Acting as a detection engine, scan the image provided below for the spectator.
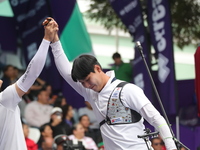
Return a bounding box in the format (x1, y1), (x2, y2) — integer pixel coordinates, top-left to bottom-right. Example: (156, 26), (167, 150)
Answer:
(38, 123), (54, 150)
(78, 101), (100, 144)
(79, 115), (97, 144)
(24, 88), (53, 127)
(50, 107), (71, 137)
(78, 101), (99, 131)
(111, 52), (133, 82)
(151, 137), (165, 150)
(19, 81), (50, 120)
(62, 104), (75, 128)
(54, 95), (67, 108)
(68, 123), (98, 150)
(22, 122), (38, 150)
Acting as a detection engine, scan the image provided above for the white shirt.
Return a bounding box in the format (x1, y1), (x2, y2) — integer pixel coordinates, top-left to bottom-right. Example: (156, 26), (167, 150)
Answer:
(0, 84), (27, 150)
(24, 101), (52, 127)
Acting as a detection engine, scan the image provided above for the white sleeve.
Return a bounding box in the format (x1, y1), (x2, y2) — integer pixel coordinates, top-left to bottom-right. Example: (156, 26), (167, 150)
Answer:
(0, 84), (21, 110)
(121, 84), (151, 112)
(50, 41), (86, 96)
(140, 103), (177, 150)
(16, 39), (50, 92)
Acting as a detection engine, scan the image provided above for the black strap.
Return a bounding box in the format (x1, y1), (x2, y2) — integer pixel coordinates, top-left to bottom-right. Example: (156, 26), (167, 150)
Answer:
(99, 78), (118, 127)
(111, 77), (116, 83)
(100, 119), (106, 127)
(100, 81), (142, 127)
(100, 81), (127, 127)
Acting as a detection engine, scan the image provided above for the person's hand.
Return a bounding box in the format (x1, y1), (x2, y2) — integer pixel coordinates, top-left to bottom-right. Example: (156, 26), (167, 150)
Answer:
(43, 17), (59, 42)
(52, 30), (59, 43)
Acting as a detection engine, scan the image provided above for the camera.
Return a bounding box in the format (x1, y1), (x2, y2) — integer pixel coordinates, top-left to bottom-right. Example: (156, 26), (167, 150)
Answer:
(53, 134), (86, 150)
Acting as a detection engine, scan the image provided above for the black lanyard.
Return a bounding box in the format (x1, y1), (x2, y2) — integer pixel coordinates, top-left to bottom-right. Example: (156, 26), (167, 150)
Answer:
(111, 77), (116, 83)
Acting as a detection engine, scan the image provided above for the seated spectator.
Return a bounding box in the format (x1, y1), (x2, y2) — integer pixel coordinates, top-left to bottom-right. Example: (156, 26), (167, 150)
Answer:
(38, 123), (54, 150)
(55, 95), (79, 123)
(79, 115), (96, 144)
(78, 101), (99, 131)
(78, 101), (101, 144)
(50, 107), (71, 137)
(68, 123), (98, 150)
(22, 122), (38, 150)
(54, 95), (67, 108)
(24, 88), (53, 127)
(151, 137), (166, 150)
(62, 104), (75, 128)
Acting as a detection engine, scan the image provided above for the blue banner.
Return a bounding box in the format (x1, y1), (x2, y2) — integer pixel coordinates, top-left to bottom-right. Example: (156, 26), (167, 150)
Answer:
(109, 0), (152, 100)
(147, 0), (176, 114)
(0, 16), (17, 53)
(8, 0), (62, 91)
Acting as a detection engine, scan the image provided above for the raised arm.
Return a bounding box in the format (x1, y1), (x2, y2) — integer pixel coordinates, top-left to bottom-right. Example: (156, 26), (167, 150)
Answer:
(50, 28), (87, 96)
(16, 18), (59, 97)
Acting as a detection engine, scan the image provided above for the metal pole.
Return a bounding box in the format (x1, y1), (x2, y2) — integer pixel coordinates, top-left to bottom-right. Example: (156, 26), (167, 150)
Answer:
(135, 41), (190, 150)
(176, 116), (180, 140)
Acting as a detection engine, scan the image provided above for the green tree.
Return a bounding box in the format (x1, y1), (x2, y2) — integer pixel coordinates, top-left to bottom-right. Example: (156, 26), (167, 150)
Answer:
(86, 0), (200, 49)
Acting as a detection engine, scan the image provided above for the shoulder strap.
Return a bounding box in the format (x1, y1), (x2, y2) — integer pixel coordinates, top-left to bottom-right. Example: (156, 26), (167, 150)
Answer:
(100, 81), (128, 127)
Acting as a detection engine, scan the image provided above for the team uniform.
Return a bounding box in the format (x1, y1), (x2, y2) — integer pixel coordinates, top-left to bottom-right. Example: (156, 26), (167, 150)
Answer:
(0, 85), (27, 149)
(0, 39), (50, 150)
(50, 41), (177, 150)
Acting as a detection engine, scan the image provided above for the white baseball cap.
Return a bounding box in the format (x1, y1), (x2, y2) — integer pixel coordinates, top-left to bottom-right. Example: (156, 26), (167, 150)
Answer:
(51, 107), (62, 115)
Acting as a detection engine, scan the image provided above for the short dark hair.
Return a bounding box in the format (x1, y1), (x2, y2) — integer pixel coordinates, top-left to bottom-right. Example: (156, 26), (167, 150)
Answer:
(3, 65), (14, 73)
(36, 88), (47, 97)
(40, 123), (50, 133)
(79, 114), (89, 122)
(112, 52), (121, 60)
(71, 55), (102, 82)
